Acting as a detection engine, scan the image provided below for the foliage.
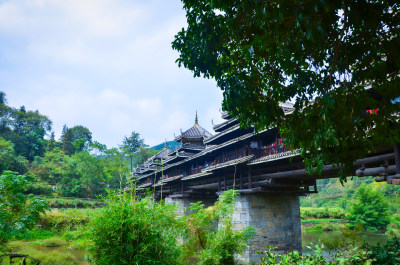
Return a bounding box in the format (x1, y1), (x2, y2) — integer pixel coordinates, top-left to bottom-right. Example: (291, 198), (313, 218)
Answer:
(12, 228), (56, 241)
(0, 101), (52, 161)
(121, 131), (145, 170)
(41, 237), (67, 247)
(38, 209), (93, 232)
(0, 137), (28, 174)
(348, 183), (390, 231)
(173, 1), (400, 180)
(60, 125), (92, 155)
(364, 237), (400, 265)
(88, 191), (180, 265)
(301, 207), (347, 219)
(254, 242), (374, 265)
(0, 171), (49, 249)
(0, 247), (80, 265)
(304, 223), (344, 232)
(44, 197), (103, 208)
(180, 191), (254, 265)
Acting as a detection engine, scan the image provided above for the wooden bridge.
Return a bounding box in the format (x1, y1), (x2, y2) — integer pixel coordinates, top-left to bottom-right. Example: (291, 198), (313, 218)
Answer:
(132, 109), (399, 263)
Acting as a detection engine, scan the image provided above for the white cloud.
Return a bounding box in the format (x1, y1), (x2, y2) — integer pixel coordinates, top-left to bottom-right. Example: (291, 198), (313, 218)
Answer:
(0, 0), (224, 148)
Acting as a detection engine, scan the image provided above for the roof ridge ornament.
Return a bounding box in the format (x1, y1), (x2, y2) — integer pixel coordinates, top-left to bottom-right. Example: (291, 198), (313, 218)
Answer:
(195, 111), (198, 125)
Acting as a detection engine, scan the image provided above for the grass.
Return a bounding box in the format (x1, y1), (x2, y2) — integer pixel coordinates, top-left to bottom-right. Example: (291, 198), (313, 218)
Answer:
(12, 228), (56, 241)
(41, 237), (66, 247)
(304, 223), (345, 232)
(302, 218), (346, 223)
(3, 238), (84, 265)
(39, 208), (97, 232)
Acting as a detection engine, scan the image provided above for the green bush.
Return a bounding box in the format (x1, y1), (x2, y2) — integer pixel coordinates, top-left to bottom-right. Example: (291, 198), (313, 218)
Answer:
(180, 191), (254, 265)
(88, 192), (180, 265)
(254, 237), (400, 265)
(300, 207), (347, 219)
(348, 183), (390, 231)
(25, 182), (53, 196)
(41, 237), (66, 247)
(45, 197), (104, 208)
(38, 208), (92, 231)
(0, 171), (49, 249)
(13, 228), (56, 241)
(304, 223), (344, 232)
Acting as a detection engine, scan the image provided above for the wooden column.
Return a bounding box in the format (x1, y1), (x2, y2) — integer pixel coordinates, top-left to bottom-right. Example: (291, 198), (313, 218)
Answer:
(224, 175), (227, 191)
(248, 170), (252, 189)
(240, 170), (243, 189)
(218, 176), (221, 191)
(394, 143), (400, 174)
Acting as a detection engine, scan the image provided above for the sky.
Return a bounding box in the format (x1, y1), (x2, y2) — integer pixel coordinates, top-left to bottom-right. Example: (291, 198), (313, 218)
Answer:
(0, 0), (225, 148)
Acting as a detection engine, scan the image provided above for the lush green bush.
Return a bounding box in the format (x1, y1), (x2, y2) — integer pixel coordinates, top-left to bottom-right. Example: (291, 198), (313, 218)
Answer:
(255, 237), (400, 265)
(304, 223), (344, 232)
(41, 237), (66, 247)
(300, 207), (347, 219)
(364, 237), (400, 264)
(348, 183), (390, 231)
(45, 197), (104, 208)
(12, 228), (56, 241)
(180, 191), (254, 265)
(38, 208), (93, 231)
(0, 171), (49, 249)
(25, 181), (53, 196)
(88, 192), (180, 265)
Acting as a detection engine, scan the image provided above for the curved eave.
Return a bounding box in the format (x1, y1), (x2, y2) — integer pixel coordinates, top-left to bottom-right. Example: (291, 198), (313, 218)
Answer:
(213, 118), (239, 132)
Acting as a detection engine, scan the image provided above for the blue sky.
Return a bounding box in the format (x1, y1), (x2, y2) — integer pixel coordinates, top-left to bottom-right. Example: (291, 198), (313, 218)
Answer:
(0, 0), (224, 148)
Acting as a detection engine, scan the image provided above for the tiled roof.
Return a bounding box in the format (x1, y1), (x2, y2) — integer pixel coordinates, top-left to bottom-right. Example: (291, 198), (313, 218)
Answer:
(175, 124), (213, 141)
(155, 148), (170, 159)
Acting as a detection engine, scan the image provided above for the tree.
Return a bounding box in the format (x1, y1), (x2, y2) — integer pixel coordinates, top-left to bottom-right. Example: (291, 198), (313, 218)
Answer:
(133, 146), (158, 167)
(173, 1), (400, 178)
(348, 183), (390, 231)
(121, 131), (145, 170)
(88, 192), (180, 265)
(2, 105), (52, 161)
(60, 125), (92, 155)
(0, 171), (48, 248)
(0, 137), (28, 174)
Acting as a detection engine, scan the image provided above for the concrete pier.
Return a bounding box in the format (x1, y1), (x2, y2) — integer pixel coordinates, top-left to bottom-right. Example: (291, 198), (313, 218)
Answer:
(232, 193), (302, 263)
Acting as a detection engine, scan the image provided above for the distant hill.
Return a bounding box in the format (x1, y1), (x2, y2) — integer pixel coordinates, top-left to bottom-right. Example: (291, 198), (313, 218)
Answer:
(150, 141), (181, 151)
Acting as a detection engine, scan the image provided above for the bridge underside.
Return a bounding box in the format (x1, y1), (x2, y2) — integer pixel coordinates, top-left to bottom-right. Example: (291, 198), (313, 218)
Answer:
(143, 144), (400, 264)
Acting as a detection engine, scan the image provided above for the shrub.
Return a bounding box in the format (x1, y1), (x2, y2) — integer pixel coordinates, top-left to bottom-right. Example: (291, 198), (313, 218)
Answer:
(254, 238), (400, 265)
(348, 183), (390, 231)
(41, 237), (66, 247)
(38, 209), (91, 231)
(304, 223), (344, 232)
(13, 228), (56, 241)
(300, 207), (347, 219)
(0, 171), (49, 249)
(88, 192), (180, 265)
(180, 191), (254, 265)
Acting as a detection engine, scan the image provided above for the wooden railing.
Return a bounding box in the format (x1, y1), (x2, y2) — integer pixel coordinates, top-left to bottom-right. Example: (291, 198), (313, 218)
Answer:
(252, 144), (290, 159)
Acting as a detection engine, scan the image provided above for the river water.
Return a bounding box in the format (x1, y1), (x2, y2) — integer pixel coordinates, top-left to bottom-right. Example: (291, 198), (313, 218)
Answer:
(302, 230), (389, 249)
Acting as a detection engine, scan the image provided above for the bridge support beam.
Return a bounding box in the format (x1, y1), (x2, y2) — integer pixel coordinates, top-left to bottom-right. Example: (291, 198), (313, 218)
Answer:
(232, 193), (301, 264)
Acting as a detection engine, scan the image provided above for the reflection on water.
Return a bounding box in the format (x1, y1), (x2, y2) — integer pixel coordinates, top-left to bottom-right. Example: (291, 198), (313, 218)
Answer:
(29, 244), (88, 265)
(302, 230), (388, 249)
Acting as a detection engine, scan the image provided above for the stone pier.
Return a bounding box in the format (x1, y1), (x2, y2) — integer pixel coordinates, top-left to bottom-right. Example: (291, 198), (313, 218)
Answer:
(232, 193), (302, 264)
(166, 193), (301, 264)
